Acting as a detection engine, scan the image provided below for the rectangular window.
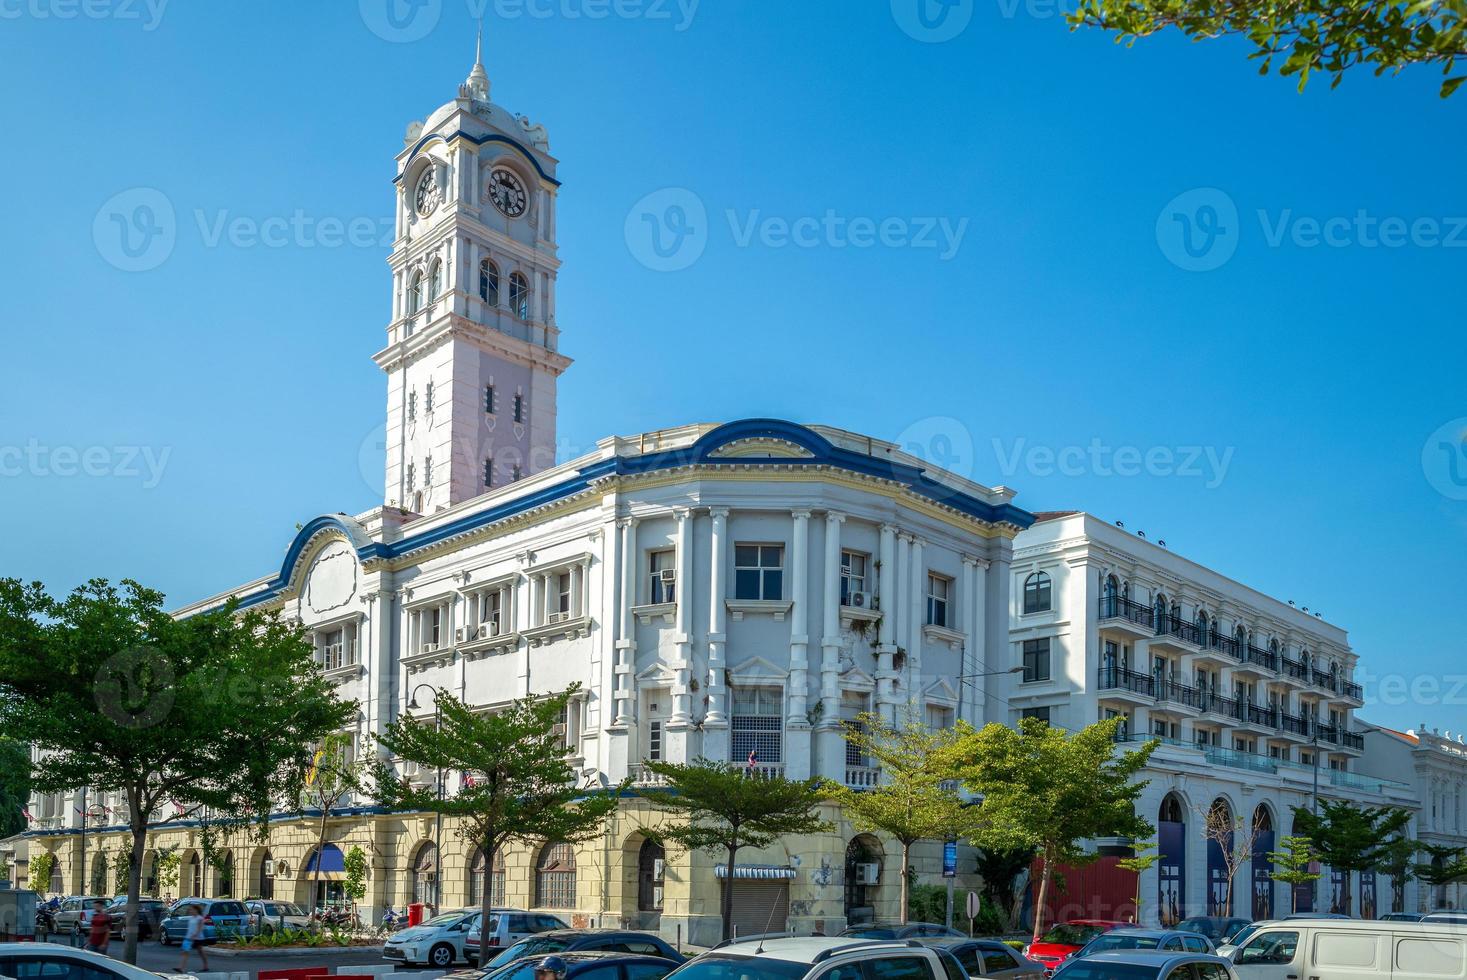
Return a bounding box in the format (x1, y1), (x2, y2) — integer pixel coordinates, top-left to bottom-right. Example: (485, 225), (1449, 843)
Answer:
(406, 462), (415, 492)
(925, 704), (953, 730)
(407, 389), (417, 422)
(512, 464), (522, 481)
(926, 574), (951, 627)
(730, 686), (783, 765)
(734, 544), (785, 600)
(513, 393), (525, 423)
(1020, 706), (1051, 725)
(842, 691), (870, 768)
(1022, 637), (1051, 682)
(840, 551), (869, 605)
(648, 549), (676, 604)
(555, 573), (572, 615)
(647, 720), (663, 762)
(483, 457), (494, 489)
(484, 384), (496, 414)
(424, 455), (433, 485)
(473, 589), (504, 636)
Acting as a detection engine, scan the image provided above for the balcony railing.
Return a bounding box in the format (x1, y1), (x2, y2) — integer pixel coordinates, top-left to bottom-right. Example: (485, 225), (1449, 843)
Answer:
(1342, 681), (1363, 701)
(845, 766), (880, 789)
(1205, 631), (1242, 659)
(1157, 616), (1202, 647)
(1315, 724), (1340, 745)
(1281, 655), (1308, 680)
(1097, 666), (1155, 697)
(1241, 645), (1277, 671)
(629, 764), (669, 787)
(1240, 702), (1276, 727)
(1156, 678), (1203, 709)
(1312, 668), (1337, 689)
(1198, 690), (1239, 717)
(1280, 712), (1311, 736)
(1099, 596), (1154, 628)
(1342, 731), (1365, 750)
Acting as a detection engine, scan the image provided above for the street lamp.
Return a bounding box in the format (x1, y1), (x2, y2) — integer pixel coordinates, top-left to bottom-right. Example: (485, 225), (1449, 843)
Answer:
(407, 684), (443, 911)
(78, 789), (108, 900)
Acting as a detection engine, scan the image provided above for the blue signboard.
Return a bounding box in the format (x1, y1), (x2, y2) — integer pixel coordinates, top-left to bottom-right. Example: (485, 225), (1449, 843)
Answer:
(943, 840), (958, 878)
(1158, 819), (1185, 927)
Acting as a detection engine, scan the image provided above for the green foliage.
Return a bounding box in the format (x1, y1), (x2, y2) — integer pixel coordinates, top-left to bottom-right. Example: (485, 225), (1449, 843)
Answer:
(907, 883), (949, 925)
(952, 717), (1157, 942)
(974, 846), (1037, 932)
(155, 849), (180, 893)
(372, 685), (619, 963)
(1117, 841), (1160, 917)
(0, 739), (30, 838)
(1292, 801), (1412, 915)
(1414, 842), (1467, 886)
(1269, 835), (1322, 912)
(0, 577), (355, 963)
(1068, 0), (1467, 98)
(343, 846), (368, 901)
(29, 852), (55, 894)
(637, 758), (832, 941)
(822, 712), (981, 923)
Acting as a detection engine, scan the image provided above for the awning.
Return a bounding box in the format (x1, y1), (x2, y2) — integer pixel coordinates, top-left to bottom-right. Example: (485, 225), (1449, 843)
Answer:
(715, 864), (797, 880)
(303, 843), (346, 880)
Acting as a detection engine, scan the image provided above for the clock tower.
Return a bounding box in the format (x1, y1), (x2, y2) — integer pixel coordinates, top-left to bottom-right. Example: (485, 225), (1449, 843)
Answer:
(375, 34), (570, 513)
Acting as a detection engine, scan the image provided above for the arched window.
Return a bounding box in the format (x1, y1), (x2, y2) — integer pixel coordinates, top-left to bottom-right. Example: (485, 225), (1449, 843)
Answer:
(1159, 793), (1185, 824)
(637, 839), (666, 913)
(49, 857), (63, 895)
(1023, 572), (1052, 614)
(480, 259), (500, 306)
(408, 271), (424, 315)
(1154, 594), (1169, 631)
(90, 853), (108, 895)
(468, 848), (505, 907)
(258, 849), (274, 899)
(185, 853), (202, 897)
(1103, 575), (1118, 600)
(215, 850), (233, 897)
(535, 842), (576, 909)
(509, 272), (529, 319)
(1196, 610), (1210, 645)
(428, 260), (443, 301)
(411, 841), (439, 907)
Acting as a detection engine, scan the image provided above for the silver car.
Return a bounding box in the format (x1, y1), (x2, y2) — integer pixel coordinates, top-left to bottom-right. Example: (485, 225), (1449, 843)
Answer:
(921, 938), (1047, 979)
(382, 908), (482, 968)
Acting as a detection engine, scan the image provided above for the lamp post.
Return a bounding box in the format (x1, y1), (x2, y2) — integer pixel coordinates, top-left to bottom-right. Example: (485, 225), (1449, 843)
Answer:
(407, 684), (443, 912)
(78, 789), (108, 899)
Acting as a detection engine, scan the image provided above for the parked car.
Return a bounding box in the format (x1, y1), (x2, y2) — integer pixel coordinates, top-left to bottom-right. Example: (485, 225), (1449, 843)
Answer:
(246, 899), (313, 931)
(464, 910), (570, 960)
(1215, 913), (1350, 957)
(1421, 910), (1467, 924)
(471, 929), (684, 970)
(1223, 918), (1467, 978)
(1021, 921), (1128, 973)
(0, 941), (201, 980)
(1175, 917), (1250, 944)
(664, 936), (957, 980)
(1072, 929), (1214, 959)
(1378, 912), (1424, 922)
(464, 951), (680, 980)
(103, 897), (168, 940)
(51, 897), (106, 934)
(917, 938), (1047, 979)
(840, 924), (968, 940)
(1054, 950), (1239, 979)
(384, 908), (484, 967)
(157, 898), (254, 945)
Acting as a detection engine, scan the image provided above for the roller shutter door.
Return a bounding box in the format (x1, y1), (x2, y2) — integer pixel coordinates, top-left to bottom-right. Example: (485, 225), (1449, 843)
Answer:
(727, 879), (789, 939)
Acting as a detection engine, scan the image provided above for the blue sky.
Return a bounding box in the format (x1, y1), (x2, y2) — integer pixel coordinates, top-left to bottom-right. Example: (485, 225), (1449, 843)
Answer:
(1, 0), (1463, 735)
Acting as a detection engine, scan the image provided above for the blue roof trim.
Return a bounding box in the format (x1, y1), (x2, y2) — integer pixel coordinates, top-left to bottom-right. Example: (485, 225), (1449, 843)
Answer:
(397, 130), (559, 186)
(222, 419), (1032, 611)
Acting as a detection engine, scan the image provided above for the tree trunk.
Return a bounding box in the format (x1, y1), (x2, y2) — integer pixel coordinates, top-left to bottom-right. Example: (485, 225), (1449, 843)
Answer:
(477, 834), (498, 967)
(1342, 870), (1352, 916)
(721, 842), (739, 942)
(314, 806), (329, 920)
(1291, 880), (1299, 914)
(899, 841), (912, 925)
(1031, 851), (1053, 945)
(122, 822), (147, 964)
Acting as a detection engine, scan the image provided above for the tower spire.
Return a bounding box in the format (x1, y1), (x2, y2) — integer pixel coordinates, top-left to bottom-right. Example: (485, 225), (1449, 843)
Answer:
(463, 15), (490, 102)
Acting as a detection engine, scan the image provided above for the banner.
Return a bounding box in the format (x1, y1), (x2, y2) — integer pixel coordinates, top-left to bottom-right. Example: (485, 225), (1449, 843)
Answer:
(1252, 829), (1275, 921)
(1158, 819), (1186, 927)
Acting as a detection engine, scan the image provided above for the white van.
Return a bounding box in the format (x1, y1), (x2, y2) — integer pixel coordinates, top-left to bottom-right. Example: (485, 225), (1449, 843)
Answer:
(1228, 918), (1467, 979)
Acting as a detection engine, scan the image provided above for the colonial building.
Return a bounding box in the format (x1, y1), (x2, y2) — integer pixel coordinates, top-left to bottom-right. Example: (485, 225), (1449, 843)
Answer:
(23, 48), (1030, 945)
(1003, 512), (1418, 924)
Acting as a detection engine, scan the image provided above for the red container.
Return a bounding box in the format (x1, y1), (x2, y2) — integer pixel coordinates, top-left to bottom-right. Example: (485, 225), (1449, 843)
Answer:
(407, 902), (426, 927)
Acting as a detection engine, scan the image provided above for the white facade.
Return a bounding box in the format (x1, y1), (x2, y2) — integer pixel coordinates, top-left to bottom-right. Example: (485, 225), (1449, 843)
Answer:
(1361, 724), (1467, 911)
(1004, 512), (1418, 923)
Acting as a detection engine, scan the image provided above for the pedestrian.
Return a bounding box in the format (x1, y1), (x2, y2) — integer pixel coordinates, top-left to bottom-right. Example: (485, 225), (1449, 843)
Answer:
(177, 903), (209, 973)
(85, 900), (111, 955)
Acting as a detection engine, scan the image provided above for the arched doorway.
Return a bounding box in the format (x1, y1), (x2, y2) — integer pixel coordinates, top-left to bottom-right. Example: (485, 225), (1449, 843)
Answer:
(1206, 799), (1232, 916)
(636, 840), (665, 928)
(535, 842), (577, 909)
(141, 851), (158, 897)
(844, 835), (883, 926)
(48, 856), (64, 895)
(1251, 805), (1275, 920)
(303, 844), (347, 910)
(182, 852), (202, 897)
(257, 849), (275, 899)
(1290, 814), (1315, 912)
(410, 842), (439, 910)
(90, 853), (108, 894)
(468, 848), (505, 908)
(1158, 793), (1186, 926)
(214, 850), (234, 897)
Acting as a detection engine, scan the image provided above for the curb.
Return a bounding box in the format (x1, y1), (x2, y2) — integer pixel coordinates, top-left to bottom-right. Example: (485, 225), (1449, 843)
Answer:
(209, 946), (386, 958)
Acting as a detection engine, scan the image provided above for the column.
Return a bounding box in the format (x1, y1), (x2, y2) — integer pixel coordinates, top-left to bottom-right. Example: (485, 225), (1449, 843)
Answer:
(815, 511), (846, 778)
(669, 509), (695, 736)
(705, 509), (731, 756)
(908, 537), (925, 709)
(785, 510), (812, 779)
(876, 524), (897, 723)
(894, 533), (911, 719)
(967, 557), (989, 727)
(959, 557), (976, 727)
(613, 518), (638, 729)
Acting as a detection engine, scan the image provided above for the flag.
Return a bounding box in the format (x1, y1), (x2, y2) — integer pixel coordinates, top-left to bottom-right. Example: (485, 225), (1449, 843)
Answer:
(462, 771), (476, 788)
(22, 807), (32, 822)
(746, 748), (758, 772)
(304, 746), (326, 787)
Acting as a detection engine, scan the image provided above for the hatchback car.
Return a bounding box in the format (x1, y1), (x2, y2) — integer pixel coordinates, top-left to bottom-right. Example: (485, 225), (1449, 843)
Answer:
(664, 936), (956, 980)
(840, 924), (968, 940)
(245, 899), (313, 931)
(384, 908), (484, 967)
(1379, 911), (1424, 922)
(918, 938), (1047, 978)
(464, 910), (571, 963)
(1053, 950), (1238, 979)
(1022, 921), (1127, 973)
(1173, 917), (1249, 945)
(472, 930), (684, 971)
(103, 897), (168, 940)
(1072, 929), (1213, 959)
(50, 897), (106, 934)
(157, 898), (254, 944)
(1422, 909), (1467, 924)
(0, 941), (198, 980)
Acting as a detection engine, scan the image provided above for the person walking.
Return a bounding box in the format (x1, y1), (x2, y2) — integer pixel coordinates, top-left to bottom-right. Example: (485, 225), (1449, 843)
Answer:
(84, 900), (111, 955)
(176, 904), (209, 973)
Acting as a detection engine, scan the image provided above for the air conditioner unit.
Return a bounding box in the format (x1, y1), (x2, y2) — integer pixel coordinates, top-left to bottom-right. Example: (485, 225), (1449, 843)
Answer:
(478, 622), (500, 639)
(848, 591), (871, 609)
(421, 642), (439, 654)
(548, 611), (571, 625)
(262, 859), (276, 878)
(659, 569), (677, 585)
(652, 886), (664, 909)
(455, 627), (468, 643)
(652, 858), (665, 881)
(855, 863), (880, 885)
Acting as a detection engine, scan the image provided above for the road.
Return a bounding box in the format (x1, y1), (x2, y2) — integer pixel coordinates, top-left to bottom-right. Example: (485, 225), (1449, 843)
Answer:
(109, 941), (452, 980)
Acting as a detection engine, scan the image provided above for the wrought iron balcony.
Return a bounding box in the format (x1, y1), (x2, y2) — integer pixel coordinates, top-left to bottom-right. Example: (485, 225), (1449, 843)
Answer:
(1280, 655), (1308, 680)
(1097, 666), (1156, 697)
(1279, 711), (1311, 736)
(1342, 731), (1365, 750)
(1198, 690), (1239, 717)
(1098, 596), (1154, 629)
(1242, 645), (1278, 671)
(1205, 631), (1242, 659)
(1156, 678), (1203, 709)
(1341, 680), (1363, 701)
(1312, 668), (1337, 689)
(1315, 723), (1341, 745)
(1156, 616), (1203, 647)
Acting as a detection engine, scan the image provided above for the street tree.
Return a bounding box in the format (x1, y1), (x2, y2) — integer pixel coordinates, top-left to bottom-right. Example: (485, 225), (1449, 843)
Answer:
(1116, 842), (1160, 923)
(1068, 0), (1467, 98)
(821, 712), (982, 923)
(1198, 800), (1263, 916)
(0, 739), (30, 838)
(0, 578), (354, 963)
(370, 686), (620, 966)
(952, 717), (1157, 944)
(1375, 835), (1418, 914)
(637, 759), (832, 942)
(300, 730), (368, 911)
(1414, 842), (1467, 906)
(1269, 835), (1322, 912)
(1292, 801), (1413, 915)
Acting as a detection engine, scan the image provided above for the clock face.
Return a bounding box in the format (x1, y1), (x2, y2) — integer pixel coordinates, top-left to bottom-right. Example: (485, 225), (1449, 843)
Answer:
(487, 167), (528, 219)
(414, 169), (440, 218)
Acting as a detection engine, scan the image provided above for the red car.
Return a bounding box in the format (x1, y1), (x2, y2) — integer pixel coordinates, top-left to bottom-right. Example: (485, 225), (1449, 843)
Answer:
(1021, 920), (1128, 973)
